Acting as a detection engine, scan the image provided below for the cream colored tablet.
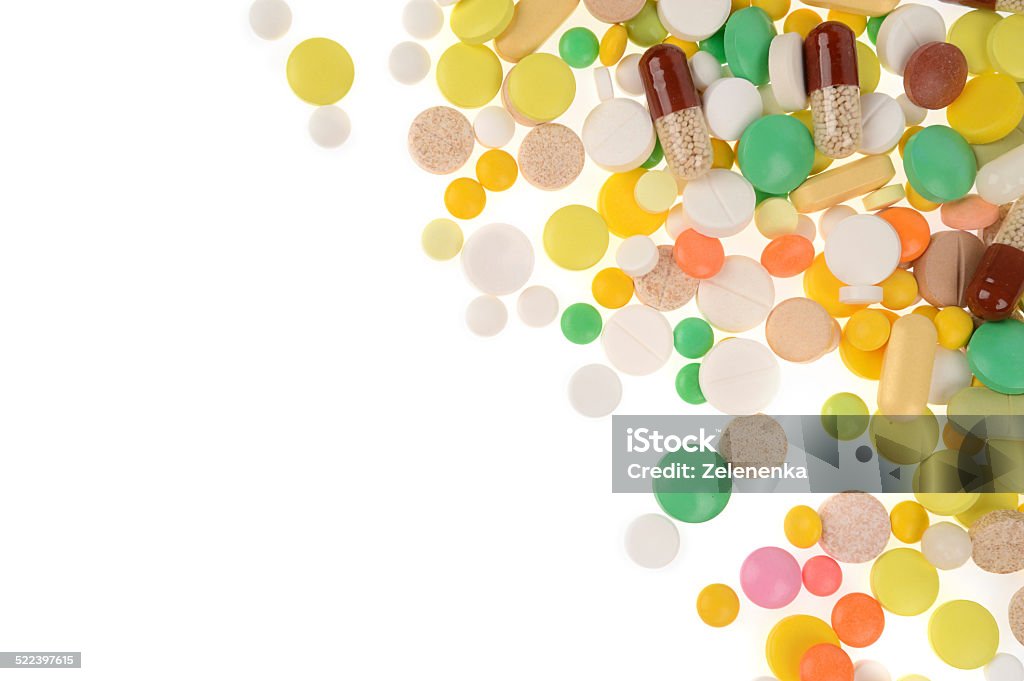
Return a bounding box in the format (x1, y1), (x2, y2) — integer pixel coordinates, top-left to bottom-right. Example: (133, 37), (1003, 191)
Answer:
(461, 223), (535, 295)
(625, 514), (680, 568)
(601, 305), (674, 376)
(517, 286), (559, 327)
(689, 50), (724, 91)
(876, 4), (946, 75)
(769, 33), (807, 113)
(703, 78), (763, 141)
(582, 98), (657, 172)
(249, 0), (291, 40)
(790, 155), (896, 214)
(699, 339), (781, 415)
(389, 42), (431, 85)
(568, 364), (623, 417)
(616, 236), (660, 277)
(860, 93), (906, 155)
(466, 295), (508, 337)
(474, 106), (516, 149)
(616, 53), (645, 96)
(697, 256), (776, 333)
(683, 169), (756, 238)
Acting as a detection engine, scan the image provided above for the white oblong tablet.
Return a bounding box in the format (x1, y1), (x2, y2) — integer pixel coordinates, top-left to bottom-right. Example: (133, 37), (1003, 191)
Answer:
(665, 203), (694, 240)
(601, 305), (673, 376)
(977, 144), (1024, 205)
(466, 295), (508, 337)
(876, 4), (946, 75)
(402, 0), (444, 40)
(853, 660), (891, 681)
(615, 53), (644, 96)
(921, 521), (972, 570)
(594, 66), (615, 102)
(582, 98), (657, 173)
(474, 106), (516, 149)
(699, 338), (780, 415)
(683, 169), (756, 238)
(769, 33), (807, 112)
(860, 93), (905, 155)
(897, 93), (926, 127)
(616, 235), (659, 277)
(658, 0), (730, 42)
(702, 77), (763, 141)
(249, 0), (292, 40)
(818, 204), (856, 240)
(309, 106), (351, 148)
(517, 286), (559, 328)
(929, 347), (972, 405)
(825, 214), (901, 286)
(697, 255), (775, 332)
(389, 41), (431, 85)
(568, 364), (623, 418)
(689, 50), (723, 91)
(624, 513), (680, 568)
(985, 654), (1024, 681)
(462, 223), (535, 295)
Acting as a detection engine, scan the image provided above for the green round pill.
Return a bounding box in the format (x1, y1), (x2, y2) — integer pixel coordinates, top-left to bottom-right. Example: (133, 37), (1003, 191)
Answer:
(821, 392), (870, 441)
(561, 303), (603, 345)
(675, 363), (706, 405)
(739, 115), (815, 195)
(724, 7), (776, 86)
(674, 318), (715, 359)
(967, 319), (1024, 395)
(654, 449), (731, 523)
(867, 15), (885, 45)
(904, 125), (978, 203)
(642, 138), (664, 170)
(625, 0), (667, 47)
(558, 27), (599, 69)
(700, 26), (727, 64)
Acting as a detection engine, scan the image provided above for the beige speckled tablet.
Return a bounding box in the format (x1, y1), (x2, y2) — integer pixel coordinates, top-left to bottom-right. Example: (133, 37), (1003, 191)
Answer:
(718, 414), (788, 467)
(819, 493), (891, 563)
(584, 0), (645, 23)
(1010, 587), (1024, 645)
(408, 106), (475, 175)
(765, 298), (841, 363)
(518, 123), (585, 191)
(970, 509), (1024, 574)
(912, 230), (985, 308)
(633, 246), (699, 312)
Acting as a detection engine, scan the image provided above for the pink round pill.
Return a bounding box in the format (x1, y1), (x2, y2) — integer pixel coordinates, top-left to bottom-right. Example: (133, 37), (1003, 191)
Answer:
(802, 555), (843, 597)
(740, 546), (802, 609)
(940, 195), (1000, 231)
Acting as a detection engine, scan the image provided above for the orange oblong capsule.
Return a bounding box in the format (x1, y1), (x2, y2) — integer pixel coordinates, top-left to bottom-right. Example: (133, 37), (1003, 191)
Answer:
(877, 315), (937, 418)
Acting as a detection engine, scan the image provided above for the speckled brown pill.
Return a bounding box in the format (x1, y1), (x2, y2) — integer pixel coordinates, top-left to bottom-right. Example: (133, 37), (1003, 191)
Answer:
(818, 492), (891, 564)
(584, 0), (645, 23)
(765, 298), (841, 363)
(517, 123), (585, 191)
(970, 509), (1024, 574)
(912, 230), (986, 308)
(633, 245), (699, 311)
(408, 106), (475, 175)
(903, 42), (968, 110)
(1010, 587), (1024, 645)
(719, 415), (788, 468)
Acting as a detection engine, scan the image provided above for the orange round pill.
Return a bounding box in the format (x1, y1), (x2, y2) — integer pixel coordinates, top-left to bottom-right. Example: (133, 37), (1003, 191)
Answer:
(878, 207), (930, 263)
(761, 234), (815, 278)
(673, 228), (725, 279)
(831, 593), (885, 648)
(800, 644), (853, 681)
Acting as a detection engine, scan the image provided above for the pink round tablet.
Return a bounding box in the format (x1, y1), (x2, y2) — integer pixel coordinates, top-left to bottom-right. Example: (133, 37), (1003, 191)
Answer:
(941, 195), (1000, 231)
(802, 555), (843, 597)
(740, 546), (802, 609)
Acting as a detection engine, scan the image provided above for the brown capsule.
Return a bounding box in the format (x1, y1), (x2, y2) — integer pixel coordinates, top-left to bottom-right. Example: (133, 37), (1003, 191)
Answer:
(804, 21), (859, 92)
(638, 44), (701, 119)
(904, 42), (968, 110)
(966, 244), (1024, 321)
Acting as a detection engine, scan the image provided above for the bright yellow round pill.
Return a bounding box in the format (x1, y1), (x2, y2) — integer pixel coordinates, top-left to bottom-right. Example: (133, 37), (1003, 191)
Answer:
(947, 73), (1024, 145)
(507, 54), (576, 123)
(846, 309), (892, 352)
(476, 149), (518, 192)
(421, 219), (464, 261)
(784, 505), (822, 549)
(593, 268), (634, 309)
(753, 0), (790, 21)
(544, 205), (610, 271)
(928, 600), (999, 669)
(711, 138), (735, 169)
(784, 9), (822, 39)
(949, 9), (1002, 75)
(755, 198), (799, 239)
(934, 306), (974, 350)
(857, 42), (880, 94)
(450, 0), (515, 45)
(906, 182), (940, 212)
(913, 305), (940, 321)
(890, 501), (930, 544)
(286, 38), (354, 106)
(956, 493), (1019, 528)
(804, 254), (866, 319)
(988, 14), (1024, 81)
(634, 170), (678, 214)
(696, 583), (740, 628)
(436, 43), (503, 109)
(870, 548), (939, 616)
(828, 9), (867, 36)
(599, 169), (668, 239)
(663, 36), (699, 58)
(600, 24), (628, 67)
(914, 491), (979, 516)
(766, 615), (840, 681)
(881, 269), (919, 310)
(444, 178), (486, 220)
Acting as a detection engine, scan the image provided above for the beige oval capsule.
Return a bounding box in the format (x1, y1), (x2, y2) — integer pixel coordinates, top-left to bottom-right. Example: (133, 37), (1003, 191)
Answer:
(633, 245), (699, 311)
(765, 298), (841, 363)
(912, 230), (986, 307)
(971, 510), (1024, 574)
(790, 155), (895, 214)
(878, 315), (937, 418)
(495, 0), (579, 63)
(819, 492), (891, 563)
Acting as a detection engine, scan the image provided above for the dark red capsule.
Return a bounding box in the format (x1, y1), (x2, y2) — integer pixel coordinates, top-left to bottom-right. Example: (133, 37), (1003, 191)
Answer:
(804, 22), (859, 92)
(638, 44), (700, 120)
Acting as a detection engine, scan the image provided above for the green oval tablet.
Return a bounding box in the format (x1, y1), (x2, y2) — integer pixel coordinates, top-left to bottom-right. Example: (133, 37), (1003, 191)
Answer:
(674, 318), (715, 359)
(968, 319), (1024, 395)
(559, 27), (599, 69)
(675, 363), (706, 404)
(904, 126), (978, 203)
(724, 7), (776, 86)
(625, 0), (667, 47)
(739, 115), (815, 195)
(561, 303), (603, 345)
(653, 449), (731, 523)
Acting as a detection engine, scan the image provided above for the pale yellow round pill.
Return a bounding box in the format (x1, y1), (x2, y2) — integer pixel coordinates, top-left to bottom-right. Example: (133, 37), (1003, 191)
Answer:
(450, 0), (515, 45)
(755, 198), (799, 239)
(422, 219), (464, 261)
(544, 205), (610, 271)
(634, 170), (678, 214)
(863, 184), (906, 212)
(507, 53), (576, 123)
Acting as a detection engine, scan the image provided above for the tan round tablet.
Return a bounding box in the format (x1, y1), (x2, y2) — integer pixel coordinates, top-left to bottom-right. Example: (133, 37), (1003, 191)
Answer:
(819, 493), (891, 564)
(718, 414), (788, 468)
(912, 230), (986, 308)
(765, 298), (841, 363)
(518, 123), (586, 191)
(584, 0), (645, 23)
(970, 509), (1024, 574)
(632, 245), (699, 312)
(1009, 587), (1024, 645)
(408, 106), (475, 175)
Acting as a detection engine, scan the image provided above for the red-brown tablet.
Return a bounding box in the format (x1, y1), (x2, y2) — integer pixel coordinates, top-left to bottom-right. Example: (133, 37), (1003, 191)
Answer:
(904, 42), (968, 110)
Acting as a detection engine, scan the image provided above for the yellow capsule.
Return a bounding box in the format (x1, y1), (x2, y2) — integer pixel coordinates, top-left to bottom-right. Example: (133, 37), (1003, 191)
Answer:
(599, 24), (628, 67)
(878, 315), (938, 417)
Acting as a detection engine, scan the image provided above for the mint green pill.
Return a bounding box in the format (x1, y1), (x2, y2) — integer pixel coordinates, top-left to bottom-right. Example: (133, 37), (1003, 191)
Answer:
(904, 126), (978, 203)
(867, 15), (886, 45)
(642, 138), (664, 170)
(625, 0), (667, 47)
(561, 303), (602, 345)
(967, 319), (1024, 395)
(700, 26), (727, 64)
(821, 392), (870, 441)
(675, 363), (706, 405)
(559, 27), (599, 69)
(724, 7), (776, 86)
(674, 318), (714, 359)
(654, 449), (731, 523)
(739, 115), (815, 195)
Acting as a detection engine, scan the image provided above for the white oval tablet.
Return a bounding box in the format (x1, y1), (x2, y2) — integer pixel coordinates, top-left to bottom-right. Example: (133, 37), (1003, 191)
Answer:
(700, 338), (780, 415)
(665, 203), (694, 240)
(769, 33), (807, 112)
(977, 144), (1024, 205)
(474, 106), (516, 149)
(985, 654), (1024, 681)
(703, 77), (763, 141)
(624, 513), (680, 568)
(876, 4), (946, 75)
(466, 295), (508, 337)
(517, 286), (559, 328)
(601, 305), (673, 376)
(854, 660), (891, 681)
(818, 204), (857, 240)
(824, 214), (901, 286)
(617, 236), (659, 277)
(308, 106), (351, 148)
(683, 169), (756, 238)
(897, 93), (926, 127)
(462, 223), (535, 295)
(594, 66), (615, 102)
(615, 53), (644, 96)
(568, 364), (623, 418)
(929, 347), (972, 405)
(389, 41), (431, 85)
(689, 50), (724, 91)
(249, 0), (292, 40)
(921, 521), (972, 570)
(582, 99), (657, 172)
(658, 0), (730, 42)
(402, 0), (444, 40)
(697, 255), (775, 332)
(860, 93), (906, 155)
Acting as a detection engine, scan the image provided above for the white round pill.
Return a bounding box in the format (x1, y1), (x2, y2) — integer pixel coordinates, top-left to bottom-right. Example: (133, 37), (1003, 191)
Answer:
(795, 215), (817, 242)
(615, 53), (644, 96)
(818, 205), (857, 240)
(474, 106), (516, 149)
(665, 203), (694, 240)
(583, 99), (657, 172)
(922, 521), (972, 570)
(568, 364), (623, 417)
(683, 169), (756, 238)
(703, 77), (763, 141)
(249, 0), (292, 40)
(697, 255), (775, 333)
(617, 236), (659, 277)
(860, 93), (906, 155)
(929, 347), (972, 405)
(402, 0), (444, 40)
(308, 106), (351, 148)
(769, 33), (807, 112)
(658, 0), (730, 42)
(876, 4), (946, 75)
(462, 223), (535, 296)
(825, 214), (901, 286)
(986, 654), (1024, 681)
(466, 295), (508, 337)
(897, 93), (927, 127)
(517, 286), (559, 328)
(389, 41), (431, 85)
(602, 305), (673, 376)
(854, 660), (891, 681)
(689, 50), (723, 91)
(700, 338), (780, 415)
(624, 513), (680, 568)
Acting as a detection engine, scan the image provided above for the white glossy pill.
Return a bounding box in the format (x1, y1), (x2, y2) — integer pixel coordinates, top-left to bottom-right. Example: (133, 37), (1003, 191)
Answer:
(665, 203), (694, 240)
(697, 256), (775, 332)
(624, 513), (680, 568)
(616, 236), (659, 277)
(402, 0), (444, 39)
(474, 106), (516, 148)
(825, 214), (901, 286)
(517, 286), (559, 328)
(658, 0), (730, 42)
(466, 295), (508, 337)
(582, 99), (657, 172)
(769, 33), (807, 112)
(249, 0), (292, 40)
(601, 305), (673, 376)
(699, 338), (780, 415)
(929, 347), (972, 405)
(703, 77), (763, 141)
(860, 93), (906, 155)
(462, 223), (535, 295)
(683, 169), (756, 238)
(921, 521), (972, 570)
(308, 106), (351, 148)
(689, 50), (723, 91)
(818, 205), (857, 240)
(854, 660), (891, 681)
(977, 144), (1024, 205)
(615, 53), (644, 96)
(389, 41), (431, 85)
(897, 93), (926, 127)
(568, 364), (623, 417)
(876, 4), (946, 75)
(985, 654), (1024, 681)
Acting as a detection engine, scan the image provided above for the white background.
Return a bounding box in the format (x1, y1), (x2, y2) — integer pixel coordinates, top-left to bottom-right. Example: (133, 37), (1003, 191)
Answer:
(0, 1), (1018, 679)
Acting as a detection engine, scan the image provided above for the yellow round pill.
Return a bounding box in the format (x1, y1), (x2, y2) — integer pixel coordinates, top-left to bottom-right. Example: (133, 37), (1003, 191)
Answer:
(422, 219), (464, 261)
(870, 548), (939, 616)
(784, 505), (822, 549)
(599, 169), (668, 239)
(934, 306), (974, 350)
(711, 138), (735, 169)
(593, 268), (635, 309)
(436, 43), (503, 109)
(444, 178), (486, 220)
(634, 170), (678, 214)
(913, 305), (940, 322)
(663, 36), (699, 58)
(600, 24), (628, 67)
(784, 9), (822, 39)
(804, 254), (866, 319)
(450, 0), (515, 45)
(828, 9), (867, 36)
(507, 54), (576, 123)
(881, 269), (919, 310)
(476, 149), (518, 192)
(544, 205), (610, 271)
(755, 198), (799, 239)
(906, 182), (940, 212)
(857, 42), (880, 94)
(766, 615), (840, 681)
(988, 14), (1024, 81)
(928, 600), (999, 670)
(948, 73), (1024, 144)
(956, 493), (1019, 528)
(846, 309), (892, 352)
(731, 0), (751, 10)
(753, 0), (790, 21)
(890, 501), (930, 544)
(899, 126), (923, 158)
(915, 491), (979, 516)
(949, 9), (1002, 75)
(696, 583), (740, 628)
(286, 38), (354, 106)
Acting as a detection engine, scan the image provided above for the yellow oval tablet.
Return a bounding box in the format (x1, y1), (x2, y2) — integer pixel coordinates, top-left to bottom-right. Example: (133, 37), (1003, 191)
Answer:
(755, 198), (799, 239)
(450, 0), (515, 45)
(286, 38), (354, 106)
(437, 43), (503, 109)
(857, 42), (880, 94)
(987, 14), (1024, 81)
(949, 9), (1002, 75)
(544, 205), (610, 271)
(766, 615), (840, 681)
(928, 600), (999, 670)
(947, 73), (1024, 145)
(600, 24), (628, 67)
(870, 548), (939, 616)
(599, 170), (668, 238)
(507, 54), (576, 123)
